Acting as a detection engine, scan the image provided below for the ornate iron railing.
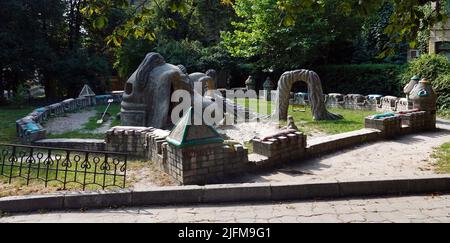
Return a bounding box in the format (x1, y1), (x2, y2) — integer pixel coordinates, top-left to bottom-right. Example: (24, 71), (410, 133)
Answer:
(0, 144), (127, 190)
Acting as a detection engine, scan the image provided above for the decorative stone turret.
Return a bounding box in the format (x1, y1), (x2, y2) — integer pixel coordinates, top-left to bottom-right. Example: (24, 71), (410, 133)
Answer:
(409, 78), (437, 112)
(404, 76), (421, 101)
(409, 78), (437, 130)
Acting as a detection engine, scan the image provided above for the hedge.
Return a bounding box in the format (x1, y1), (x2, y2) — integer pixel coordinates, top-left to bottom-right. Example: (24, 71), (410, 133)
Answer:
(314, 64), (406, 97)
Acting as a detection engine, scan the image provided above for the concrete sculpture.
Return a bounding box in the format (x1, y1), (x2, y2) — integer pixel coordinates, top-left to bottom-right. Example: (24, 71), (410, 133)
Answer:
(273, 70), (343, 121)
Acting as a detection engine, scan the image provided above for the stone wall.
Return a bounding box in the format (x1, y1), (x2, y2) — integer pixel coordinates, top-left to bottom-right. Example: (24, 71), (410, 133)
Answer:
(365, 110), (436, 138)
(365, 115), (402, 138)
(17, 97), (91, 144)
(283, 92), (414, 113)
(105, 126), (248, 185)
(252, 131), (306, 167)
(17, 94), (123, 144)
(105, 126), (153, 157)
(167, 143), (248, 185)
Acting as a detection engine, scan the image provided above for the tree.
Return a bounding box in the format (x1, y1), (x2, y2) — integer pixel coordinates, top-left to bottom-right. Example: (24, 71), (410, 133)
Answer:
(221, 0), (366, 71)
(0, 0), (113, 101)
(83, 0), (448, 52)
(93, 0), (237, 79)
(0, 0), (66, 100)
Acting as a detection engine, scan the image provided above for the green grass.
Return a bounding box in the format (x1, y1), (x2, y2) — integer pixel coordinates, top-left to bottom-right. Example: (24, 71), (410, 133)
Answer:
(0, 105), (35, 144)
(83, 104), (121, 131)
(438, 109), (450, 120)
(236, 98), (376, 135)
(0, 153), (141, 198)
(432, 143), (450, 174)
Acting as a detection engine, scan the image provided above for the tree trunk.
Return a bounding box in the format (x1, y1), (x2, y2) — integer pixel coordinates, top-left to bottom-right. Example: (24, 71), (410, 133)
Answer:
(43, 77), (58, 100)
(274, 70), (343, 121)
(0, 77), (5, 104)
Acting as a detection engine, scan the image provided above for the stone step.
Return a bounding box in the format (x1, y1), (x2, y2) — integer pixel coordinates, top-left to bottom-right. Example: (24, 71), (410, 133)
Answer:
(248, 153), (274, 170)
(306, 128), (381, 157)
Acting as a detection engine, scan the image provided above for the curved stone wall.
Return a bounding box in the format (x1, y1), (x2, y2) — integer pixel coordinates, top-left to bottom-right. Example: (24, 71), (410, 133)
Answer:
(15, 93), (123, 144)
(292, 92), (411, 113)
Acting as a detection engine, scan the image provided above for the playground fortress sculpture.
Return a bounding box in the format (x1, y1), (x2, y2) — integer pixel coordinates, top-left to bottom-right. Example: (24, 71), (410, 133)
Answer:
(14, 52), (439, 186)
(107, 53), (438, 185)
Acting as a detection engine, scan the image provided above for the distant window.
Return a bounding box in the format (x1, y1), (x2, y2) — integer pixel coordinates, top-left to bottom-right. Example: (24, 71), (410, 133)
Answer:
(436, 41), (450, 60)
(410, 50), (420, 59)
(437, 42), (450, 51)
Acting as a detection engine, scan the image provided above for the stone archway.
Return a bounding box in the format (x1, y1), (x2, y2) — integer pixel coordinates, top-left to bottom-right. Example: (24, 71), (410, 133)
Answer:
(273, 69), (343, 121)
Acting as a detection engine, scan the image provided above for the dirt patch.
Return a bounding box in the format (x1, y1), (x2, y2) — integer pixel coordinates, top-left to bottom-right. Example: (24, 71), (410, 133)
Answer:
(0, 161), (176, 198)
(44, 110), (97, 134)
(217, 121), (326, 144)
(127, 160), (177, 190)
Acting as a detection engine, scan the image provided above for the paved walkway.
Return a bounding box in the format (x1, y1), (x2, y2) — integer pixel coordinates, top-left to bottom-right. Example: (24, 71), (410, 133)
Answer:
(234, 119), (450, 184)
(1, 194), (449, 223)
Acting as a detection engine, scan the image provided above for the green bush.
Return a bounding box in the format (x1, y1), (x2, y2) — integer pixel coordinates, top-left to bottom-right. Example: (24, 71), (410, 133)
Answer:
(401, 54), (450, 110)
(11, 84), (29, 106)
(401, 54), (450, 82)
(314, 64), (406, 96)
(436, 74), (450, 111)
(155, 39), (236, 73)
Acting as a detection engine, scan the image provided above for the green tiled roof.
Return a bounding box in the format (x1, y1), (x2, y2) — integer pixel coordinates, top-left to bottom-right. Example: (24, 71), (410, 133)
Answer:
(166, 107), (224, 148)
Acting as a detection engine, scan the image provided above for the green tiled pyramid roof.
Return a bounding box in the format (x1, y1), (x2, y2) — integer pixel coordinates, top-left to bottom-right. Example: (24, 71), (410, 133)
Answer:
(166, 107), (224, 148)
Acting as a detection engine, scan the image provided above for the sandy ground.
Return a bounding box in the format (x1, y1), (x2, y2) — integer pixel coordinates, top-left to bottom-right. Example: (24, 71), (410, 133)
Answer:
(44, 110), (97, 134)
(217, 121), (326, 144)
(43, 109), (112, 135)
(230, 118), (450, 184)
(217, 121), (282, 144)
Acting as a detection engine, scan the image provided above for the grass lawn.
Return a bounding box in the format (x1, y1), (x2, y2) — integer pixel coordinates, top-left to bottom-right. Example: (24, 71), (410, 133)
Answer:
(432, 143), (450, 174)
(236, 98), (376, 135)
(0, 158), (148, 198)
(83, 103), (121, 131)
(438, 109), (450, 120)
(0, 105), (35, 144)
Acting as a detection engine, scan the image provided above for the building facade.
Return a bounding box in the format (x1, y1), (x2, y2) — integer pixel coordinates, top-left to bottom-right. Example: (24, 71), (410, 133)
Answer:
(429, 1), (450, 59)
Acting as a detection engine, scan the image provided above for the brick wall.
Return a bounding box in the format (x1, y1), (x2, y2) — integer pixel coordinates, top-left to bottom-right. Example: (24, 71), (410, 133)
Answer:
(105, 126), (248, 185)
(167, 143), (248, 185)
(365, 110), (436, 138)
(251, 131), (307, 167)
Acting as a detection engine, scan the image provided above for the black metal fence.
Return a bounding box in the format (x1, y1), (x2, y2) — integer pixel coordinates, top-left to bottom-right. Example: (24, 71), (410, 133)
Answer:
(0, 144), (127, 190)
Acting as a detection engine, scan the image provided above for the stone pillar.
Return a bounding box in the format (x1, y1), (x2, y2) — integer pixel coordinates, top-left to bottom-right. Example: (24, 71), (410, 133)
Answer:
(245, 76), (256, 91)
(263, 77), (274, 101)
(365, 114), (402, 138)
